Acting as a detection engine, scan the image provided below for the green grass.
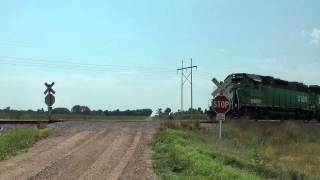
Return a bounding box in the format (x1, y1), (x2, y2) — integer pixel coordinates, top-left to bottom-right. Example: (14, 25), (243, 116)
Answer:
(156, 113), (207, 121)
(152, 129), (260, 180)
(218, 121), (320, 179)
(153, 120), (320, 179)
(0, 127), (53, 160)
(173, 113), (207, 121)
(0, 113), (149, 121)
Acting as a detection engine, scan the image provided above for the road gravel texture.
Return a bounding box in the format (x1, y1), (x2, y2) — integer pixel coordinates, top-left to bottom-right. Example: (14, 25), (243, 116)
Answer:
(0, 120), (159, 180)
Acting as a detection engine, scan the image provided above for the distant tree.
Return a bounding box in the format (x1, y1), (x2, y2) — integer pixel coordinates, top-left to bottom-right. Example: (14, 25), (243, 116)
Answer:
(104, 110), (110, 116)
(113, 109), (120, 115)
(81, 108), (153, 116)
(37, 108), (45, 113)
(164, 107), (172, 115)
(71, 105), (91, 114)
(71, 105), (81, 114)
(134, 109), (153, 116)
(4, 107), (10, 112)
(95, 109), (103, 115)
(143, 109), (153, 116)
(124, 109), (132, 116)
(80, 106), (91, 114)
(156, 108), (163, 116)
(197, 107), (203, 114)
(52, 107), (70, 114)
(188, 108), (198, 113)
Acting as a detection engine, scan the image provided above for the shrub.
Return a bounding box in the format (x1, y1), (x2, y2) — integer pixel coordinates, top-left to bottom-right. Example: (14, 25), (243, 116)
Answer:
(0, 127), (53, 160)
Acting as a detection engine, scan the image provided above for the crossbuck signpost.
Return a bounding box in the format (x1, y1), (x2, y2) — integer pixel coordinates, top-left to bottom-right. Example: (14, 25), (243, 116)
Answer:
(44, 82), (55, 122)
(212, 95), (230, 139)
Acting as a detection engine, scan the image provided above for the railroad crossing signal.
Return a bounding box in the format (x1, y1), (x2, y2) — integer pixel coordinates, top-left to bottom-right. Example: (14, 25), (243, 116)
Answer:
(44, 82), (55, 95)
(212, 95), (230, 139)
(44, 82), (55, 122)
(45, 94), (55, 107)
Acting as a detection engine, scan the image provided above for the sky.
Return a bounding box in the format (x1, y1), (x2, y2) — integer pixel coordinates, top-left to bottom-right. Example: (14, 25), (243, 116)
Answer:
(0, 0), (320, 112)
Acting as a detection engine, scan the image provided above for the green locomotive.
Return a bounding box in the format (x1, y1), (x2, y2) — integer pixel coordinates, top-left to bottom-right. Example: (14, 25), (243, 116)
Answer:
(207, 73), (320, 121)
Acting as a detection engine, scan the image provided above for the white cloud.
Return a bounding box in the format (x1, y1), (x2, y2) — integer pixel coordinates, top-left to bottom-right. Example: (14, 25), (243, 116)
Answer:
(302, 28), (320, 45)
(310, 28), (320, 45)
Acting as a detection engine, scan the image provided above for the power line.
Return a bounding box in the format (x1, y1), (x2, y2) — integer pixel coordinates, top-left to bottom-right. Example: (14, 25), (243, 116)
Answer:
(0, 55), (214, 82)
(0, 56), (177, 75)
(0, 61), (176, 78)
(0, 56), (174, 73)
(0, 55), (216, 77)
(177, 58), (198, 111)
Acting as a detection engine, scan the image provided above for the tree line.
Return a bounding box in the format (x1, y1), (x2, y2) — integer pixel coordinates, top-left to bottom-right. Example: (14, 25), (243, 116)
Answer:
(0, 106), (153, 116)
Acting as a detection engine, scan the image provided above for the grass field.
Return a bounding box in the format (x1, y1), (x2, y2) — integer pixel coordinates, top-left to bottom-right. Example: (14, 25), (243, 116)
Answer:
(156, 113), (207, 121)
(152, 120), (320, 179)
(0, 113), (149, 121)
(0, 126), (53, 160)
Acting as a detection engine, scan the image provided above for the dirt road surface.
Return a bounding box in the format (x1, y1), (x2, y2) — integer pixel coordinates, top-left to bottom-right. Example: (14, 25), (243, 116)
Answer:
(0, 120), (159, 180)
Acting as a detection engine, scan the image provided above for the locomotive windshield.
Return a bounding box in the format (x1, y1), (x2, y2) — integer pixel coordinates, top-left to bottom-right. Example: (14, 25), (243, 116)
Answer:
(229, 74), (245, 83)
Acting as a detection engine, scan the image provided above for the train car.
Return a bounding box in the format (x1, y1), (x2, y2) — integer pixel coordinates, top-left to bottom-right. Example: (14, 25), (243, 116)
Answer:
(309, 85), (320, 120)
(207, 73), (320, 122)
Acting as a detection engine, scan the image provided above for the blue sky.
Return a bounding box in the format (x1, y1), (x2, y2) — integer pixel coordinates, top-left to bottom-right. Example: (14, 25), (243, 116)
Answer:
(0, 0), (320, 111)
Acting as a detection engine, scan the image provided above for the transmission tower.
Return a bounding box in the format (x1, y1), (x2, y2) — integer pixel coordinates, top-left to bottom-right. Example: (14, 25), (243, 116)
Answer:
(177, 58), (197, 112)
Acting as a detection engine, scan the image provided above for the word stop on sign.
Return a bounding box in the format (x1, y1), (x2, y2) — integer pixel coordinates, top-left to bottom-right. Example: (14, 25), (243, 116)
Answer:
(213, 101), (230, 109)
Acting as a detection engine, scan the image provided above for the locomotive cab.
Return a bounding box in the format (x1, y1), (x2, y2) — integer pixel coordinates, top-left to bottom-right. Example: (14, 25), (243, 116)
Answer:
(207, 73), (320, 121)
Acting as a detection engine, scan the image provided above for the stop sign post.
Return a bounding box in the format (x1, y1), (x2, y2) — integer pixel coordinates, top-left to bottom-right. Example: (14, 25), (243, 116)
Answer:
(212, 95), (230, 139)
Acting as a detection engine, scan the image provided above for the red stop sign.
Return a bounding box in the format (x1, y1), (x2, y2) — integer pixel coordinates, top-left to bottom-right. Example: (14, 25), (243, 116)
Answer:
(212, 95), (230, 113)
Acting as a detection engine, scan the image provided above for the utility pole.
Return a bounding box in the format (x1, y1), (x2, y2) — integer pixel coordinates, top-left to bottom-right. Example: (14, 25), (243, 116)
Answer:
(177, 58), (197, 111)
(180, 61), (184, 112)
(191, 58), (193, 110)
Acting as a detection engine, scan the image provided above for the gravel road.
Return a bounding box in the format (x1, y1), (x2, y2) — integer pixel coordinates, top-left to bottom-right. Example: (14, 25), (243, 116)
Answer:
(0, 120), (159, 180)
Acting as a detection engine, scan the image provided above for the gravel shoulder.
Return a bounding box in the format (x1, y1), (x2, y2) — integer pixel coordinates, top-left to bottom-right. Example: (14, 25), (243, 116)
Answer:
(0, 120), (159, 180)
